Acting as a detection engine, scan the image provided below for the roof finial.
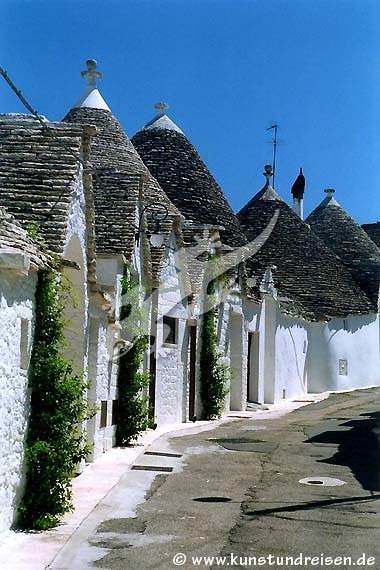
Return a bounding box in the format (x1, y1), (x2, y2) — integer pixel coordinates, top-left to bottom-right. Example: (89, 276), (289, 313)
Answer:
(324, 188), (335, 197)
(154, 102), (169, 116)
(81, 59), (102, 87)
(263, 164), (273, 183)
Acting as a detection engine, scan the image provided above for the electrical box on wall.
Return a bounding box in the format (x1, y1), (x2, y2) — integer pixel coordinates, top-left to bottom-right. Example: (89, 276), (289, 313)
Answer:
(339, 359), (348, 376)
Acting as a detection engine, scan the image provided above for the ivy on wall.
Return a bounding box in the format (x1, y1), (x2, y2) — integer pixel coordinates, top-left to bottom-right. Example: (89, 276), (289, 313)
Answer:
(18, 269), (93, 530)
(116, 265), (153, 445)
(200, 255), (230, 419)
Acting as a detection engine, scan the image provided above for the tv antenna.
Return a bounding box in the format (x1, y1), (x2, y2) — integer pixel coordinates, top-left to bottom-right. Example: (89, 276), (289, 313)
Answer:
(266, 124), (278, 189)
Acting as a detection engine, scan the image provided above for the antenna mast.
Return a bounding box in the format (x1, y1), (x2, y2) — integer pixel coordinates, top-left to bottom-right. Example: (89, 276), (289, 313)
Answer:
(266, 124), (278, 188)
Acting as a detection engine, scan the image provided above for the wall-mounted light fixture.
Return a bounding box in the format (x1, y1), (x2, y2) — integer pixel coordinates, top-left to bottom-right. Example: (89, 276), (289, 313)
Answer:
(135, 203), (169, 248)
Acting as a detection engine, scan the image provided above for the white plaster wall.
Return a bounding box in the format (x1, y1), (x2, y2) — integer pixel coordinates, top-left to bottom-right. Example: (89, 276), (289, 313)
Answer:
(225, 290), (249, 412)
(155, 235), (188, 425)
(262, 297), (277, 404)
(275, 312), (308, 402)
(64, 167), (87, 257)
(245, 297), (307, 405)
(63, 169), (89, 377)
(88, 257), (125, 460)
(308, 314), (380, 393)
(0, 270), (37, 533)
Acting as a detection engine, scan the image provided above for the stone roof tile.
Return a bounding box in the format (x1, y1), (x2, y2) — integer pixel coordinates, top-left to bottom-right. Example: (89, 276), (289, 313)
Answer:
(306, 193), (380, 310)
(0, 206), (48, 268)
(63, 107), (181, 280)
(131, 115), (248, 249)
(362, 222), (380, 248)
(0, 114), (83, 254)
(238, 182), (373, 320)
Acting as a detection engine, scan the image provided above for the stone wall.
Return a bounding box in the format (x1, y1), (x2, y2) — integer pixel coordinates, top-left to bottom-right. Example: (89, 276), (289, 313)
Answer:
(0, 270), (37, 533)
(275, 313), (308, 402)
(155, 235), (189, 425)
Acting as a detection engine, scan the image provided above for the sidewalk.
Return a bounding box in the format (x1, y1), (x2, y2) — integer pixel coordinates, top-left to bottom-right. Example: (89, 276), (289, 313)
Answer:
(0, 396), (328, 570)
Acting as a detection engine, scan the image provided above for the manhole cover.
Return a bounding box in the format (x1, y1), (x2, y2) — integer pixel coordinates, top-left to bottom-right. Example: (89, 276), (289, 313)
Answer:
(193, 497), (232, 503)
(216, 438), (278, 453)
(299, 477), (346, 487)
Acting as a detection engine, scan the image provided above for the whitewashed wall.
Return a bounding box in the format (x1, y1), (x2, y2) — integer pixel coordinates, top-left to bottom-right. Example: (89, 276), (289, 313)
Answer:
(88, 257), (125, 460)
(244, 299), (265, 403)
(0, 270), (37, 533)
(308, 314), (380, 393)
(63, 168), (89, 376)
(155, 234), (188, 425)
(275, 312), (308, 402)
(244, 298), (309, 405)
(225, 289), (248, 412)
(64, 166), (87, 258)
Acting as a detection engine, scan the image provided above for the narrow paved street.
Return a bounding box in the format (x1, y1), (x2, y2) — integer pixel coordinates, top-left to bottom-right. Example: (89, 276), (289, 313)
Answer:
(51, 389), (380, 570)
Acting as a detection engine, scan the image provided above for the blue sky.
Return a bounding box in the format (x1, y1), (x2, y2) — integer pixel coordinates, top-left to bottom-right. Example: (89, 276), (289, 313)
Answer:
(2, 0), (379, 223)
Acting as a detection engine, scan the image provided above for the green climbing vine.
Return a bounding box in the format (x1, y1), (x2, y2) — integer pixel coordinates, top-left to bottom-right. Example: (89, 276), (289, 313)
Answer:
(26, 223), (48, 253)
(200, 255), (230, 420)
(116, 265), (154, 445)
(18, 269), (94, 530)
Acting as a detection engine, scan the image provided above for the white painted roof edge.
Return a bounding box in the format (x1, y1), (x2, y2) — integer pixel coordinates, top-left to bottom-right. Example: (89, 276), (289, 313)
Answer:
(73, 86), (111, 111)
(143, 114), (184, 134)
(317, 195), (341, 209)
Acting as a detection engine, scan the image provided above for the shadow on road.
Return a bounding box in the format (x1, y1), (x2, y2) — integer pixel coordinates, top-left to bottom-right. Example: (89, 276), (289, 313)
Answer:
(244, 494), (380, 517)
(305, 411), (380, 493)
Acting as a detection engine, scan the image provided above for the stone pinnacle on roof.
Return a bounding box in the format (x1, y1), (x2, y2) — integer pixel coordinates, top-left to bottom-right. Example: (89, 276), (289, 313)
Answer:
(73, 59), (110, 111)
(264, 164), (273, 182)
(82, 59), (102, 85)
(142, 103), (184, 134)
(155, 102), (169, 116)
(313, 188), (341, 209)
(255, 165), (283, 202)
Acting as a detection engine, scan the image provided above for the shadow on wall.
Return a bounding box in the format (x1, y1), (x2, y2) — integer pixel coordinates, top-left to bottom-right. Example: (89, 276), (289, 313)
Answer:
(327, 313), (378, 335)
(305, 411), (380, 493)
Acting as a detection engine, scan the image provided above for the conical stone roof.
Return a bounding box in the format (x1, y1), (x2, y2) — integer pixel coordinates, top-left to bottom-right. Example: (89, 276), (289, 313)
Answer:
(237, 172), (373, 321)
(362, 222), (380, 249)
(63, 64), (181, 277)
(306, 191), (380, 310)
(131, 107), (247, 249)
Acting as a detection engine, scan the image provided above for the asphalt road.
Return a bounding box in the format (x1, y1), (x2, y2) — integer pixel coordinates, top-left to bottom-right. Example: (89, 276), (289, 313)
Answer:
(51, 388), (380, 570)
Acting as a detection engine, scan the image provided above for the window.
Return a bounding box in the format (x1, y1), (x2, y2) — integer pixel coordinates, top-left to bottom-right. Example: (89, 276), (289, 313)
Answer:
(112, 400), (118, 426)
(20, 318), (29, 371)
(100, 401), (108, 428)
(163, 316), (177, 345)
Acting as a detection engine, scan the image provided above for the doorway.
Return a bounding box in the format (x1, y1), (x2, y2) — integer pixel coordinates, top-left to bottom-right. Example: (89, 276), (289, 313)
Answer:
(247, 332), (260, 403)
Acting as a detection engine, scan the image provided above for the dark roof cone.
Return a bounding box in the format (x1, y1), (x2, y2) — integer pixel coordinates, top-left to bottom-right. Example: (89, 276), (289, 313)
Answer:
(237, 167), (372, 321)
(306, 190), (380, 310)
(132, 105), (247, 248)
